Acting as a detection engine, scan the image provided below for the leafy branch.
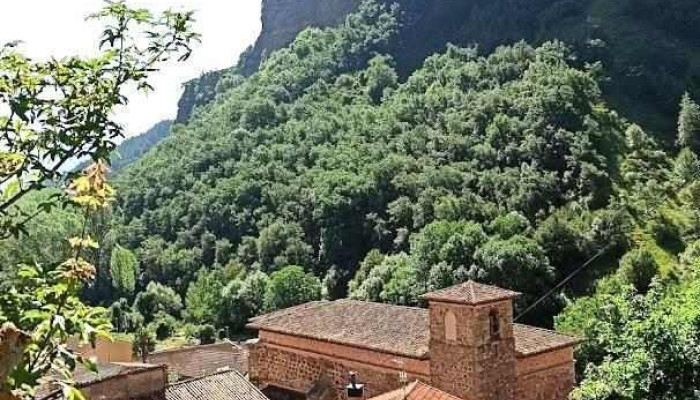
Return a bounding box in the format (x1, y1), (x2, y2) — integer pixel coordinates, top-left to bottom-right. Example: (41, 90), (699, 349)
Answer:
(0, 0), (200, 238)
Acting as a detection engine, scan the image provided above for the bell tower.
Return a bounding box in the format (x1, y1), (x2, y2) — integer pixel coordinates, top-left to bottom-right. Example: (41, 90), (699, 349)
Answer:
(425, 281), (519, 400)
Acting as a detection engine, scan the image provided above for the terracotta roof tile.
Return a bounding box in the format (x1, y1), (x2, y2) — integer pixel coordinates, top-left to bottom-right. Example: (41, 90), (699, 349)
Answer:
(247, 300), (431, 359)
(512, 324), (581, 356)
(148, 342), (248, 381)
(248, 299), (578, 358)
(149, 370), (268, 400)
(423, 281), (520, 305)
(369, 381), (463, 400)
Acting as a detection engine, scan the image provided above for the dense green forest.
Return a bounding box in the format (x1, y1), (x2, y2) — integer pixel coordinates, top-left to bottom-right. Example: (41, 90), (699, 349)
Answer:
(110, 1), (630, 324)
(5, 1), (700, 398)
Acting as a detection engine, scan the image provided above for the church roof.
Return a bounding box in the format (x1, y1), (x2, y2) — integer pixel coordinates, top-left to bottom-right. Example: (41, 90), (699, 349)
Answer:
(422, 281), (520, 305)
(512, 324), (581, 356)
(247, 299), (579, 359)
(368, 381), (463, 400)
(248, 300), (430, 359)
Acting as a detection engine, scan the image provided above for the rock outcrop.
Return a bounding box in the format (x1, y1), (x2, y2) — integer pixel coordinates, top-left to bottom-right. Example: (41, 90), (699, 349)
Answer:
(240, 0), (361, 75)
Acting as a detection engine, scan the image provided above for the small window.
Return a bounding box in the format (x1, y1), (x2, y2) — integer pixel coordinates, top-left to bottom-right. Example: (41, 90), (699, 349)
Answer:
(445, 310), (457, 342)
(489, 310), (500, 339)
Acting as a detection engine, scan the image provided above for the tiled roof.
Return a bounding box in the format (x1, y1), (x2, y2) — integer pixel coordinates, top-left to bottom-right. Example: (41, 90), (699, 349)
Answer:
(73, 362), (159, 384)
(38, 362), (162, 399)
(423, 281), (520, 305)
(368, 381), (463, 400)
(150, 370), (268, 400)
(512, 324), (581, 356)
(248, 300), (431, 359)
(248, 299), (578, 358)
(148, 342), (248, 381)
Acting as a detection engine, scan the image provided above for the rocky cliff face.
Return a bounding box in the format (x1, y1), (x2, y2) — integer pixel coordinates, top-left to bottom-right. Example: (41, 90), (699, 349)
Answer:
(176, 0), (361, 124)
(385, 0), (557, 74)
(176, 69), (229, 124)
(240, 0), (360, 75)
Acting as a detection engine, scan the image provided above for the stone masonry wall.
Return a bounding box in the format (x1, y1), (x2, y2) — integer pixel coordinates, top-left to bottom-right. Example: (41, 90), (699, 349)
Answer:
(429, 300), (517, 400)
(515, 348), (575, 400)
(80, 366), (167, 400)
(249, 332), (430, 399)
(259, 332), (429, 376)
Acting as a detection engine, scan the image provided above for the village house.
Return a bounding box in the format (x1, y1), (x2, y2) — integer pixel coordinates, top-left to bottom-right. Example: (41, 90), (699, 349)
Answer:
(247, 281), (580, 400)
(37, 339), (251, 400)
(38, 363), (262, 400)
(147, 341), (249, 382)
(38, 362), (169, 400)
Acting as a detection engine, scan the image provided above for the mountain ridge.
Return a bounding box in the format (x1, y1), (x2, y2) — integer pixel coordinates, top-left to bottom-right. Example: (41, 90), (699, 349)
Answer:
(175, 0), (700, 139)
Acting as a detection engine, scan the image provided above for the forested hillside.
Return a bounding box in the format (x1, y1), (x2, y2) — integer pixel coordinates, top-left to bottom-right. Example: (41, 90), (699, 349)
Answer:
(180, 0), (700, 139)
(5, 1), (700, 398)
(110, 1), (630, 328)
(97, 3), (700, 396)
(109, 121), (173, 172)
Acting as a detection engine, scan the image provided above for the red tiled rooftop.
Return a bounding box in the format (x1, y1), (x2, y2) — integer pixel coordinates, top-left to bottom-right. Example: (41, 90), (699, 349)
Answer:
(423, 281), (520, 305)
(148, 341), (248, 381)
(148, 370), (268, 400)
(247, 299), (578, 359)
(248, 300), (430, 359)
(369, 381), (463, 400)
(512, 324), (581, 356)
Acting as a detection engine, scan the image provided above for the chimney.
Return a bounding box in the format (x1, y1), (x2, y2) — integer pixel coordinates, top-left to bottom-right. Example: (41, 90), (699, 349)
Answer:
(346, 371), (365, 399)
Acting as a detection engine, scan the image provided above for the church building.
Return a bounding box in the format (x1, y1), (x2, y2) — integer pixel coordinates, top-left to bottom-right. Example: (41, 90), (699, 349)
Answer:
(247, 281), (579, 400)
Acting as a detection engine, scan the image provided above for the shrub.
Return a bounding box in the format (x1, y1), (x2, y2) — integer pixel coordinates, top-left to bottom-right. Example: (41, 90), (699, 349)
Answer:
(150, 312), (178, 340)
(488, 212), (531, 239)
(183, 323), (201, 340)
(619, 248), (660, 293)
(265, 266), (321, 311)
(647, 214), (683, 250)
(198, 324), (217, 345)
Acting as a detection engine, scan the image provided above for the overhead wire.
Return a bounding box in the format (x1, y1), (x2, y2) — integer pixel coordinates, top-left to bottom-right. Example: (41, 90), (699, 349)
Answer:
(514, 244), (611, 322)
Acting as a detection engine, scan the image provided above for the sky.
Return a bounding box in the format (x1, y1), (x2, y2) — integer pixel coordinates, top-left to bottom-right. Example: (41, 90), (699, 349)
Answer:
(0, 0), (262, 138)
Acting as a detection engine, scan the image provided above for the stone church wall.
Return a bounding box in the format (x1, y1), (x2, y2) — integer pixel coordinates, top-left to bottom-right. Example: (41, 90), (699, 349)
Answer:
(249, 332), (430, 399)
(515, 348), (575, 400)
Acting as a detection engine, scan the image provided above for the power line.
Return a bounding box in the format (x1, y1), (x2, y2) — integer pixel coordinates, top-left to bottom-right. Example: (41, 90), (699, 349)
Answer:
(514, 244), (611, 322)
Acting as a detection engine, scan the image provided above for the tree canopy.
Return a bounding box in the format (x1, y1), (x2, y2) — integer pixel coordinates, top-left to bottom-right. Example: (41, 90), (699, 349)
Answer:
(108, 2), (628, 329)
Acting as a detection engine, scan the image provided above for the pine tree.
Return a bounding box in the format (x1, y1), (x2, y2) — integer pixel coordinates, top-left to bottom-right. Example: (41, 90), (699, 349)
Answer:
(110, 245), (139, 297)
(675, 148), (700, 184)
(677, 92), (700, 152)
